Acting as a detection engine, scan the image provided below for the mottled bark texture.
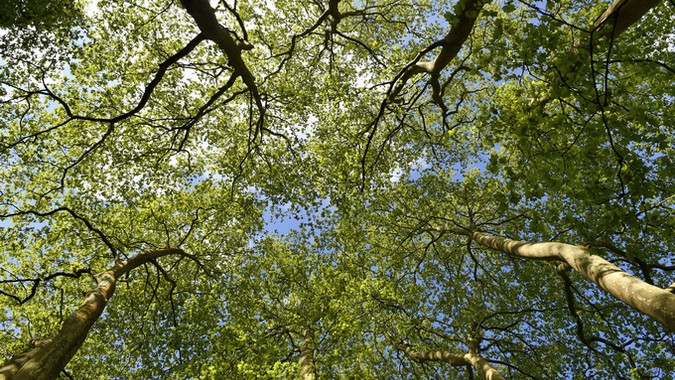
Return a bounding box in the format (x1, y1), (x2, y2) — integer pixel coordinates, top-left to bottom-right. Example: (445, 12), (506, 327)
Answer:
(0, 248), (186, 380)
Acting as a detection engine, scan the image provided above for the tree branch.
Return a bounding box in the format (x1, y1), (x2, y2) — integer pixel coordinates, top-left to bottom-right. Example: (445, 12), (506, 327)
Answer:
(388, 0), (488, 100)
(385, 332), (506, 379)
(179, 0), (264, 136)
(0, 248), (187, 380)
(437, 227), (675, 331)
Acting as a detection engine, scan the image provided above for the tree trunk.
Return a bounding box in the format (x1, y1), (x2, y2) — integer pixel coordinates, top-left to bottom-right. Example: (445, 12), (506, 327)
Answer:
(385, 333), (505, 379)
(593, 0), (663, 38)
(468, 231), (675, 331)
(464, 336), (505, 380)
(298, 327), (316, 380)
(0, 248), (186, 380)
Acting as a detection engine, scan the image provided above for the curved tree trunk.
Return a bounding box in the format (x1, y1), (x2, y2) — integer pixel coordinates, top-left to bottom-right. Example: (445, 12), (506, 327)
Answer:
(0, 248), (186, 380)
(467, 231), (675, 331)
(385, 333), (505, 379)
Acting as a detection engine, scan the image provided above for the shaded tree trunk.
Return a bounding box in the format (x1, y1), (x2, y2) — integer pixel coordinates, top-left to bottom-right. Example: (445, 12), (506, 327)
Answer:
(0, 248), (186, 380)
(594, 0), (663, 38)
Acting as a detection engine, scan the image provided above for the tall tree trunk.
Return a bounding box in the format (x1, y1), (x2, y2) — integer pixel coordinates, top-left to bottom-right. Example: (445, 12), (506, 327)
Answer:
(298, 327), (316, 380)
(594, 0), (663, 38)
(466, 230), (675, 331)
(0, 248), (186, 380)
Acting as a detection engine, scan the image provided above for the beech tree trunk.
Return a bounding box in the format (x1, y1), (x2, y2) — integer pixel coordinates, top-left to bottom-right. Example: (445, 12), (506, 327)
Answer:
(298, 327), (316, 380)
(385, 333), (506, 379)
(467, 231), (675, 331)
(0, 248), (186, 380)
(593, 0), (662, 38)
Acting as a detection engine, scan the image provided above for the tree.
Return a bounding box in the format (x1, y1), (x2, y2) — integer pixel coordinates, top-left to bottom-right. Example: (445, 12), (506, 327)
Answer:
(1, 0), (673, 378)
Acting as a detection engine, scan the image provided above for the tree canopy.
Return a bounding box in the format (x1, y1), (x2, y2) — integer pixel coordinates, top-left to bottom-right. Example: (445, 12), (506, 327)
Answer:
(0, 0), (673, 379)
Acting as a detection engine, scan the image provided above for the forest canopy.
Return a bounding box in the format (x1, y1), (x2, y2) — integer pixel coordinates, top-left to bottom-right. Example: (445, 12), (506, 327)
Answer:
(0, 0), (674, 379)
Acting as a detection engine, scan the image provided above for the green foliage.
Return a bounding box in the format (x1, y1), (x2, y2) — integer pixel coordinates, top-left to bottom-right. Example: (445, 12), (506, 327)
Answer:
(1, 0), (674, 378)
(0, 0), (82, 29)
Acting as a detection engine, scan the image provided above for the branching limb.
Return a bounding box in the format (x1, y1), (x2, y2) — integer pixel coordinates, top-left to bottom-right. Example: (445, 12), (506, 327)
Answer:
(0, 247), (188, 380)
(1, 206), (117, 258)
(557, 266), (625, 352)
(0, 268), (92, 304)
(360, 0), (487, 187)
(385, 332), (506, 379)
(42, 34), (206, 124)
(429, 225), (675, 330)
(179, 0), (264, 136)
(388, 0), (488, 101)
